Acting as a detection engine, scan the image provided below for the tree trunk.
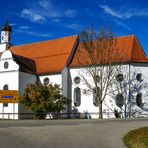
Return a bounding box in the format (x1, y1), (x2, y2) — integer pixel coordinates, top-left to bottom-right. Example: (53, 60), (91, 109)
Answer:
(99, 102), (103, 119)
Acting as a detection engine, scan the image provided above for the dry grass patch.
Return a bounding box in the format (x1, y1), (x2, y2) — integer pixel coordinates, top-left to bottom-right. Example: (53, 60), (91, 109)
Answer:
(123, 127), (148, 148)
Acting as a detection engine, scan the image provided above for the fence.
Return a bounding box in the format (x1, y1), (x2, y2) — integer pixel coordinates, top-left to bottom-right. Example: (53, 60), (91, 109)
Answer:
(0, 111), (147, 120)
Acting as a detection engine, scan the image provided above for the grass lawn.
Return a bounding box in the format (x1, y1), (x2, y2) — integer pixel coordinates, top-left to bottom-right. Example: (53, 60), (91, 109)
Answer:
(123, 127), (148, 148)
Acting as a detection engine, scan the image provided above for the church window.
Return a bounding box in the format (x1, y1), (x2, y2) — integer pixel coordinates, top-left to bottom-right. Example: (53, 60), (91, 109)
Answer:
(3, 85), (8, 90)
(136, 73), (143, 82)
(43, 77), (49, 85)
(116, 74), (123, 82)
(116, 93), (124, 108)
(3, 103), (8, 107)
(74, 76), (80, 84)
(136, 93), (144, 108)
(93, 87), (100, 107)
(94, 75), (100, 83)
(4, 62), (9, 69)
(74, 87), (81, 107)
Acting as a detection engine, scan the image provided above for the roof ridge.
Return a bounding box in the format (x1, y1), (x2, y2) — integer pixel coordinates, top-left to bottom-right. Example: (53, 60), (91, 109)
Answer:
(115, 34), (135, 39)
(11, 34), (78, 47)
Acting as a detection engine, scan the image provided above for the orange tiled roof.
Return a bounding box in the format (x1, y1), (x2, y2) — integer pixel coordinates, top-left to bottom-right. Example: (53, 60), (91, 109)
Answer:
(9, 35), (78, 74)
(70, 35), (148, 67)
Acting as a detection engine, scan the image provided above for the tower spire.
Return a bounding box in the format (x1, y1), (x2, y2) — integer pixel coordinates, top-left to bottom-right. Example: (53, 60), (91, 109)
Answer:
(1, 17), (12, 43)
(6, 16), (8, 25)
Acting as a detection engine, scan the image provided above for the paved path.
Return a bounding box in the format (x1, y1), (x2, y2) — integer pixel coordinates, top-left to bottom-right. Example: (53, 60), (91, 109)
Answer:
(0, 118), (147, 148)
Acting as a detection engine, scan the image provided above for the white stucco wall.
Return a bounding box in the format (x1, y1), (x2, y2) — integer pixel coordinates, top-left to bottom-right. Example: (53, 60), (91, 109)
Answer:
(70, 68), (100, 118)
(39, 74), (62, 86)
(0, 52), (19, 90)
(19, 72), (37, 96)
(70, 63), (148, 119)
(0, 43), (7, 52)
(0, 71), (19, 90)
(18, 72), (36, 118)
(0, 51), (19, 119)
(0, 103), (18, 119)
(131, 63), (148, 117)
(70, 68), (118, 118)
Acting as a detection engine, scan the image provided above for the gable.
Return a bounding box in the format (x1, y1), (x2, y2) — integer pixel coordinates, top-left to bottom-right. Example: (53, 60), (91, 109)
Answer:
(70, 35), (148, 68)
(131, 36), (148, 62)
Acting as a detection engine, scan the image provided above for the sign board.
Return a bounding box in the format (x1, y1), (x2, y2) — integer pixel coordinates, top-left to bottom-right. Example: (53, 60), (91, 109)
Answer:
(0, 90), (19, 103)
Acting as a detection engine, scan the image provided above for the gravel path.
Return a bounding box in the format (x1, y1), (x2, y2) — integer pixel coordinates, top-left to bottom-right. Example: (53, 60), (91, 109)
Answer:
(0, 118), (147, 148)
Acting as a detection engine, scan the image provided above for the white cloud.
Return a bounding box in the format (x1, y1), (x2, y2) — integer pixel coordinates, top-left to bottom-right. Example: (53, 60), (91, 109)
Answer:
(63, 23), (80, 30)
(99, 5), (148, 19)
(99, 5), (122, 18)
(65, 10), (78, 18)
(20, 0), (78, 24)
(9, 23), (16, 26)
(19, 26), (30, 29)
(39, 0), (49, 8)
(112, 19), (131, 30)
(50, 19), (61, 24)
(15, 26), (50, 37)
(22, 31), (50, 37)
(21, 9), (46, 23)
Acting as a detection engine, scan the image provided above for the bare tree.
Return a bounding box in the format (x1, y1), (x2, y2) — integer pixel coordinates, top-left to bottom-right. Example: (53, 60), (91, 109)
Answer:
(111, 66), (148, 118)
(76, 27), (126, 118)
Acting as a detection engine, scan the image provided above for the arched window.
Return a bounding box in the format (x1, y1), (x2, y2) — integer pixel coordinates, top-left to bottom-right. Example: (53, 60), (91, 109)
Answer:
(116, 93), (124, 108)
(93, 88), (100, 107)
(74, 87), (81, 107)
(3, 84), (8, 90)
(116, 74), (123, 82)
(136, 93), (144, 108)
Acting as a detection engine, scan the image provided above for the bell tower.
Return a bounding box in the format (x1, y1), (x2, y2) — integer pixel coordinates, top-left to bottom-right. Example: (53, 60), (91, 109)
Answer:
(1, 17), (12, 43)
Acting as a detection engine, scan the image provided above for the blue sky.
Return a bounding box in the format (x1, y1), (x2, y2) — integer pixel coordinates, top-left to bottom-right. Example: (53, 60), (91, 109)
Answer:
(0, 0), (148, 55)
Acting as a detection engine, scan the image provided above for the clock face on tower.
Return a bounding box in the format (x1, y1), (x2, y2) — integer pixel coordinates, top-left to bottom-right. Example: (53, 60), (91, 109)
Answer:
(1, 31), (9, 43)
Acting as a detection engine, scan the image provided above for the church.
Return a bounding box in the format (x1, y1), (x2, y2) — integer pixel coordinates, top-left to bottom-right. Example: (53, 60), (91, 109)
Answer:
(0, 20), (148, 119)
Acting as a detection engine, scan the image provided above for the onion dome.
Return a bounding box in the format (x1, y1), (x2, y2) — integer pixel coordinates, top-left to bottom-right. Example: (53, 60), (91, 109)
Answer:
(1, 17), (12, 32)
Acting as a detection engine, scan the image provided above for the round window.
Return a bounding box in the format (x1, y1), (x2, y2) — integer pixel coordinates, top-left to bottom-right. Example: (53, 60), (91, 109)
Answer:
(43, 77), (49, 85)
(136, 73), (143, 82)
(74, 76), (80, 84)
(94, 75), (100, 83)
(3, 85), (8, 90)
(116, 74), (123, 82)
(4, 62), (9, 69)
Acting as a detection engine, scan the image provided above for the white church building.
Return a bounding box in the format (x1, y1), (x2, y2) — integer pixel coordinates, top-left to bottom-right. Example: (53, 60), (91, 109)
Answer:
(0, 20), (148, 119)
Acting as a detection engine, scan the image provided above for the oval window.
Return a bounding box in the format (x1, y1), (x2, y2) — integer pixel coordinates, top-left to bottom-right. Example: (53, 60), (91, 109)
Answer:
(116, 74), (123, 82)
(74, 76), (80, 84)
(93, 88), (100, 107)
(136, 73), (143, 82)
(136, 93), (144, 108)
(74, 87), (81, 107)
(43, 77), (49, 85)
(116, 93), (124, 108)
(4, 62), (9, 69)
(94, 75), (100, 83)
(3, 85), (8, 90)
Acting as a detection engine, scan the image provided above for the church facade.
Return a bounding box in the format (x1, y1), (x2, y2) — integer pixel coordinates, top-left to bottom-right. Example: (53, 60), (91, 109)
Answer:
(0, 21), (148, 119)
